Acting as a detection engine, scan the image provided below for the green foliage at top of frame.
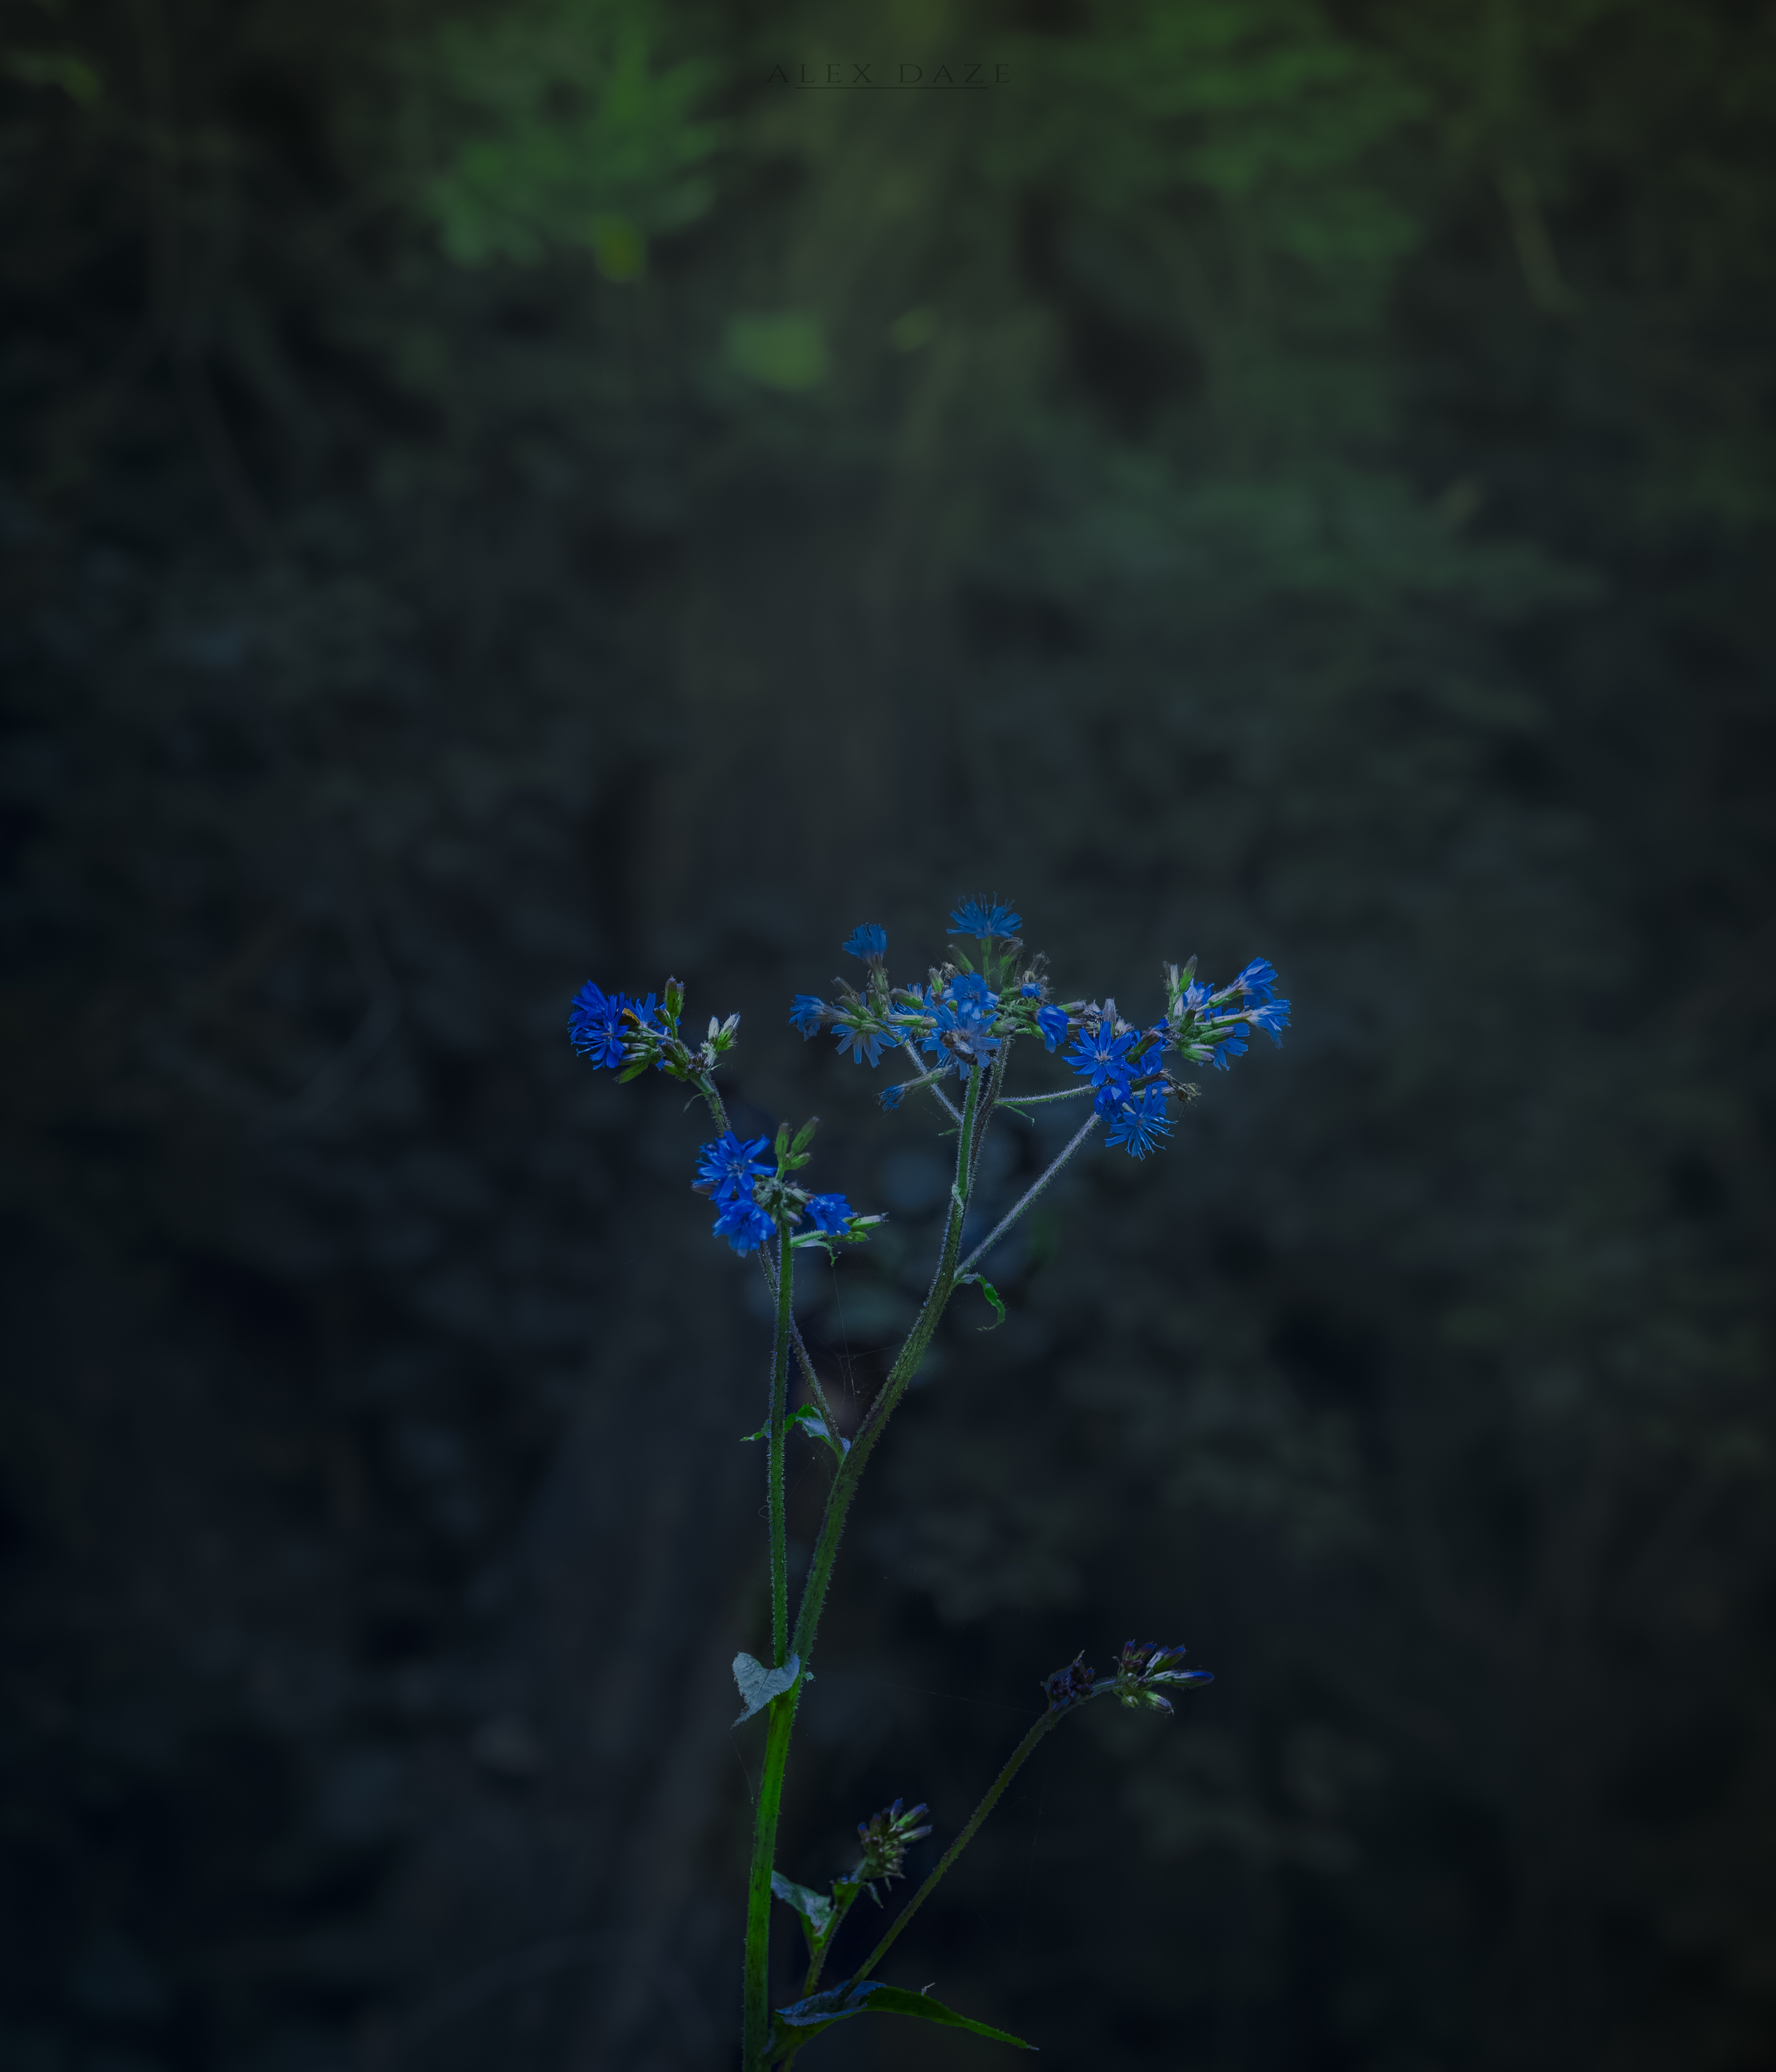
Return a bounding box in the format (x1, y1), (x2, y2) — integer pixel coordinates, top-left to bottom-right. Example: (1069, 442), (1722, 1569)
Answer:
(419, 0), (721, 272)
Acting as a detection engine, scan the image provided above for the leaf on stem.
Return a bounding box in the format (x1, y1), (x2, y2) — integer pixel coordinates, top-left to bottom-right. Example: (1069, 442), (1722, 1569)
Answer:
(768, 1980), (1035, 2057)
(770, 1872), (834, 1953)
(742, 1405), (849, 1459)
(732, 1652), (801, 1726)
(957, 1272), (1007, 1329)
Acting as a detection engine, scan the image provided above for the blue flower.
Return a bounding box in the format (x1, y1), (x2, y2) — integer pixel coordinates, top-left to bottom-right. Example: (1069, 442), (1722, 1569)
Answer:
(569, 981), (629, 1068)
(1036, 1004), (1070, 1053)
(790, 995), (826, 1039)
(1106, 1085), (1174, 1158)
(1246, 997), (1291, 1044)
(920, 981), (1002, 1078)
(695, 1131), (773, 1202)
(843, 924), (887, 961)
(713, 1199), (777, 1254)
(947, 898), (1022, 940)
(1231, 958), (1280, 1005)
(1065, 1023), (1135, 1100)
(805, 1193), (854, 1234)
(879, 1082), (905, 1111)
(1180, 979), (1213, 1016)
(834, 1016), (897, 1067)
(1019, 981), (1041, 1000)
(1209, 1025), (1249, 1071)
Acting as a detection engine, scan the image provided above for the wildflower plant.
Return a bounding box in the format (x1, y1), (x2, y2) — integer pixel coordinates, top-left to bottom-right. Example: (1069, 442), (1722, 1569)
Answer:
(569, 902), (1290, 2064)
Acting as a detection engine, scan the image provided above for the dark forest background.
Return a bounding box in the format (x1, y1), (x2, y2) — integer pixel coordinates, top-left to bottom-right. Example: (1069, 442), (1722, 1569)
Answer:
(3, 1), (1774, 2068)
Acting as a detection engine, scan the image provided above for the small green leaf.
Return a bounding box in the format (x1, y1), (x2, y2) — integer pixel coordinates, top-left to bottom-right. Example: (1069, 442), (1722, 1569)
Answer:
(616, 1056), (652, 1082)
(957, 1273), (1007, 1329)
(791, 1117), (820, 1154)
(732, 1652), (800, 1726)
(742, 1405), (846, 1457)
(770, 1872), (833, 1954)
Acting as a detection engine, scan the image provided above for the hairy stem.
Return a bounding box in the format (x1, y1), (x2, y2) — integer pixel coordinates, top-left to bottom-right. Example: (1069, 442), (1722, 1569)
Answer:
(802, 1886), (860, 1995)
(789, 1064), (982, 1665)
(998, 1083), (1094, 1108)
(768, 1219), (792, 1665)
(741, 1689), (801, 2070)
(954, 1109), (1100, 1282)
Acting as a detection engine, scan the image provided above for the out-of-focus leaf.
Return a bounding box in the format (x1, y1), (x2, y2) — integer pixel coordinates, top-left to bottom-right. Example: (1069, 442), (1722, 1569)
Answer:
(725, 313), (827, 392)
(422, 0), (720, 267)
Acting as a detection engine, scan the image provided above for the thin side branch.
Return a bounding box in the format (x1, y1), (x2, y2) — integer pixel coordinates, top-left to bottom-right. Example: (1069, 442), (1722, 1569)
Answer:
(955, 1109), (1100, 1282)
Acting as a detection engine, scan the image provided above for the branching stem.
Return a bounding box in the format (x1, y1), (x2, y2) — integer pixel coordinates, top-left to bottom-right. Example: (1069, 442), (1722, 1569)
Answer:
(855, 1698), (1090, 1979)
(955, 1109), (1100, 1282)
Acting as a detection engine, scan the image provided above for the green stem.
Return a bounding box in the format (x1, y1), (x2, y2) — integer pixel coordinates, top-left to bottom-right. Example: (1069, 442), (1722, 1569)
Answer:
(803, 1884), (861, 1994)
(742, 1688), (800, 2070)
(768, 1218), (793, 1666)
(856, 1704), (1070, 1980)
(789, 1064), (983, 1665)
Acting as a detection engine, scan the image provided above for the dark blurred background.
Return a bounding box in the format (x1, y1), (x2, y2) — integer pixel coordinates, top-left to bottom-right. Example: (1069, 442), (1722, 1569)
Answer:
(4, 1), (1774, 2067)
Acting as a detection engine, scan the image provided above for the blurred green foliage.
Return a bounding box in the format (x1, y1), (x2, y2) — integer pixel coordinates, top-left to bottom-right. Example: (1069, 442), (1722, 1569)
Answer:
(421, 0), (719, 267)
(1, 1), (1772, 2070)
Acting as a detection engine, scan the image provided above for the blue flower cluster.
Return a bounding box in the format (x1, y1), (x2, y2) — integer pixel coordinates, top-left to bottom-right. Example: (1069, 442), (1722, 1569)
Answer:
(568, 976), (740, 1083)
(783, 911), (1289, 1159)
(567, 909), (1290, 1264)
(690, 1128), (873, 1256)
(566, 979), (881, 1259)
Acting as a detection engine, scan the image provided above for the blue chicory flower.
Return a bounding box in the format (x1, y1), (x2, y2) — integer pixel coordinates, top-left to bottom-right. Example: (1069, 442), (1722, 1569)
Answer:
(879, 1082), (905, 1110)
(843, 924), (887, 960)
(919, 979), (1002, 1079)
(1036, 1004), (1070, 1053)
(1066, 1023), (1135, 1099)
(1105, 1084), (1174, 1158)
(805, 1193), (854, 1234)
(947, 898), (1022, 940)
(834, 1016), (897, 1067)
(713, 1199), (777, 1254)
(568, 981), (629, 1068)
(790, 995), (826, 1038)
(1246, 997), (1291, 1043)
(1230, 958), (1280, 1005)
(1209, 1025), (1250, 1071)
(695, 1131), (773, 1202)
